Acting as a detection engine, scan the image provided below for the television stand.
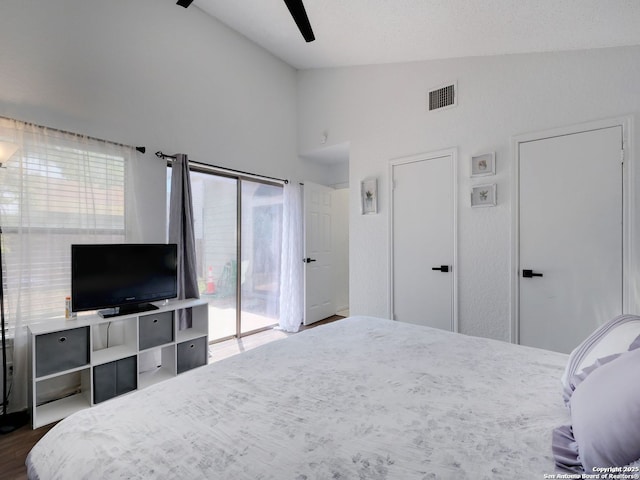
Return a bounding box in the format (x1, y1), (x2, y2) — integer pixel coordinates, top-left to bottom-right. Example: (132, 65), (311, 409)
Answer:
(28, 298), (209, 428)
(98, 302), (159, 319)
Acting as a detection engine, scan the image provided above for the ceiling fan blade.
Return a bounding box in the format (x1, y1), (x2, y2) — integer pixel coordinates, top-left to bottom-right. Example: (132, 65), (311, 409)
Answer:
(176, 0), (194, 8)
(283, 0), (315, 43)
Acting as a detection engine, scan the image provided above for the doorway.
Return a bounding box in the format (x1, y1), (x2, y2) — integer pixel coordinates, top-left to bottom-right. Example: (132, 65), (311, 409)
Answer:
(302, 181), (350, 325)
(303, 181), (336, 325)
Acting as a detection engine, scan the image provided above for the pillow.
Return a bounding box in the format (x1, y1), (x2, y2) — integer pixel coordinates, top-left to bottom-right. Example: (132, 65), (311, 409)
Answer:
(553, 347), (640, 473)
(561, 314), (640, 394)
(562, 334), (640, 406)
(561, 352), (623, 406)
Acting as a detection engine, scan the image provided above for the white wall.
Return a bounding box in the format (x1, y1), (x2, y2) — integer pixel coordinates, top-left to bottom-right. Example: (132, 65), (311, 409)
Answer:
(298, 46), (640, 341)
(332, 188), (349, 313)
(0, 0), (334, 241)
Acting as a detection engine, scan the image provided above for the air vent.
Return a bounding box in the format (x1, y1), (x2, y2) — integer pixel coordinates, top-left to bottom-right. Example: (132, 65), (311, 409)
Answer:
(428, 82), (456, 111)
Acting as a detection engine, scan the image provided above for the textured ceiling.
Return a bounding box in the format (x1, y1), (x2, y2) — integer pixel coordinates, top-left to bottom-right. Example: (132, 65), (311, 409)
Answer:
(194, 0), (640, 70)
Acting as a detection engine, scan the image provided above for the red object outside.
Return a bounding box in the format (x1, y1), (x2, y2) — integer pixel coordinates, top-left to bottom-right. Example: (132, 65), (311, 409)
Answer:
(206, 266), (216, 294)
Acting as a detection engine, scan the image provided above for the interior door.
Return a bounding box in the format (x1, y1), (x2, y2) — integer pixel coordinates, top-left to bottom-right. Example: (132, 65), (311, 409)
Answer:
(518, 126), (623, 353)
(303, 181), (335, 325)
(392, 153), (455, 330)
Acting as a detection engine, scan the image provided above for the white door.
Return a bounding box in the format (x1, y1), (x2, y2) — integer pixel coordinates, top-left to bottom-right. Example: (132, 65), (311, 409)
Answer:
(391, 151), (456, 330)
(303, 181), (336, 325)
(518, 126), (623, 353)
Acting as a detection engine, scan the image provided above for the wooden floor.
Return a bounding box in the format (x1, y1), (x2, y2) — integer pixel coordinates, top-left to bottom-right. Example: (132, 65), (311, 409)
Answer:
(0, 422), (55, 480)
(0, 314), (344, 480)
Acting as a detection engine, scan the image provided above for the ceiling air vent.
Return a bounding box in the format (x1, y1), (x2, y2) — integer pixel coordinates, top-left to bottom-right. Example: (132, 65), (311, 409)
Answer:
(428, 82), (456, 112)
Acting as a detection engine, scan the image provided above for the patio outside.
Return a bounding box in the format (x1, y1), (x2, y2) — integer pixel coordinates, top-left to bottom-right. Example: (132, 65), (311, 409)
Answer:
(203, 286), (279, 342)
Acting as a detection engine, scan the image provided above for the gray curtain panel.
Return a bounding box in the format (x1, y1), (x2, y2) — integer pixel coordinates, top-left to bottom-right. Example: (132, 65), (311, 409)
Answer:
(168, 153), (199, 329)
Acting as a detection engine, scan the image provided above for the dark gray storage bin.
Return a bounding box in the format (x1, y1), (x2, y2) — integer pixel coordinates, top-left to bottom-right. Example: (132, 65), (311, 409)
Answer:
(35, 326), (90, 377)
(139, 311), (174, 350)
(93, 356), (137, 404)
(177, 336), (208, 374)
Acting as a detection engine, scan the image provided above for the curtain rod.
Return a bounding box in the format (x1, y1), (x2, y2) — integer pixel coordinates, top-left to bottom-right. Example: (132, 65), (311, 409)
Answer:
(0, 116), (146, 154)
(155, 151), (289, 184)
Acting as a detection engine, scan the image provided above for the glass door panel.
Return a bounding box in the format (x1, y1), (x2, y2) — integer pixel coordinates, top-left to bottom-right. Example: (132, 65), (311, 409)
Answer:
(190, 172), (237, 342)
(240, 181), (283, 335)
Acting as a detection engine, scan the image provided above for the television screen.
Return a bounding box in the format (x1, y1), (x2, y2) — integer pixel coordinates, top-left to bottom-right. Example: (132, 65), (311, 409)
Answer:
(71, 244), (178, 318)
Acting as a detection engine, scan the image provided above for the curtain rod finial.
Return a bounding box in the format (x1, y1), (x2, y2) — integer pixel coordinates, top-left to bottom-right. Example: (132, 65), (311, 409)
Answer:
(136, 146), (146, 154)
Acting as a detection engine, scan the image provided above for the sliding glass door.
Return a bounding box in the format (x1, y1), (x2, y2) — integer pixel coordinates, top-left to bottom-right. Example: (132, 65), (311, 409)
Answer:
(167, 166), (283, 342)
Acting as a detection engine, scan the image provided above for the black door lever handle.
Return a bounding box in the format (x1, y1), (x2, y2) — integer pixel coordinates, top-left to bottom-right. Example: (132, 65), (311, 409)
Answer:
(303, 257), (317, 263)
(522, 269), (543, 278)
(432, 265), (449, 272)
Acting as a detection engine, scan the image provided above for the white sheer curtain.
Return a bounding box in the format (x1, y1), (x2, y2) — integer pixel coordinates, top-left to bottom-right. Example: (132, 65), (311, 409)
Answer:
(0, 117), (139, 412)
(278, 182), (304, 332)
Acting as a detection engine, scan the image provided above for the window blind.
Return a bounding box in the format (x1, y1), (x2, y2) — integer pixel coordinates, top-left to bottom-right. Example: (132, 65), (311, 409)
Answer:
(0, 121), (128, 325)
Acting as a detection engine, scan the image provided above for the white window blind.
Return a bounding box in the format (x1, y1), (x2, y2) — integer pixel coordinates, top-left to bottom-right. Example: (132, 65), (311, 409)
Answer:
(0, 119), (129, 325)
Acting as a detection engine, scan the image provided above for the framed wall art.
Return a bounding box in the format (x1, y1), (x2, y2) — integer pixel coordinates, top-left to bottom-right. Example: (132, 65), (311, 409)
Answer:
(361, 178), (378, 214)
(471, 183), (497, 207)
(471, 152), (495, 177)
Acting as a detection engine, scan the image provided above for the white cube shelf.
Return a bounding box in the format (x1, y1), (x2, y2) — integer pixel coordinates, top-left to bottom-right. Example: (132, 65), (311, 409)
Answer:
(29, 298), (209, 428)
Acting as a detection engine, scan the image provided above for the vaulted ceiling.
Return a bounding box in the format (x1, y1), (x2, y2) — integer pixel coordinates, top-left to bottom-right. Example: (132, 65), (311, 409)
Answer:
(194, 0), (640, 70)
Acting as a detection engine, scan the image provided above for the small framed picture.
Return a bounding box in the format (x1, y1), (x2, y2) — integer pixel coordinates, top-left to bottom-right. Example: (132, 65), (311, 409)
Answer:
(471, 184), (497, 207)
(471, 152), (495, 177)
(361, 178), (378, 215)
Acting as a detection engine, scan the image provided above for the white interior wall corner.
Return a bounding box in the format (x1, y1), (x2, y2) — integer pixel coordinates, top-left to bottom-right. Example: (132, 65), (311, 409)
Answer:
(300, 46), (640, 341)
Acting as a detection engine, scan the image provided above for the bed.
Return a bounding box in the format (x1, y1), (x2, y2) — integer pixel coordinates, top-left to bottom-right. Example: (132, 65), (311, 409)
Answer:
(26, 316), (578, 479)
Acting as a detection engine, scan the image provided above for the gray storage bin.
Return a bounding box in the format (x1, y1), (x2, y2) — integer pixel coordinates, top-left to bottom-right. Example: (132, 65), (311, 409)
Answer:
(139, 311), (174, 350)
(177, 336), (207, 374)
(35, 326), (89, 378)
(93, 356), (137, 404)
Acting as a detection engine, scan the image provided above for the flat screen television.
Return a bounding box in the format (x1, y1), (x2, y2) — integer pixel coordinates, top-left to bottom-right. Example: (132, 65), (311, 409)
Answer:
(71, 243), (178, 318)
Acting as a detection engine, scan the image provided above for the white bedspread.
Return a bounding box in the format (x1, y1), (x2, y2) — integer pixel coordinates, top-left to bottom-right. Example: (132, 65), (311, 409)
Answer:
(27, 316), (569, 479)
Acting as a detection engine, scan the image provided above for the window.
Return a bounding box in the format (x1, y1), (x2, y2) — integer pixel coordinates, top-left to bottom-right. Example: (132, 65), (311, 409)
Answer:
(0, 119), (132, 326)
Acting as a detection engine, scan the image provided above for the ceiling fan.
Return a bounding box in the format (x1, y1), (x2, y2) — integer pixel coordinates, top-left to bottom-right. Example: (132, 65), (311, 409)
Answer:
(176, 0), (315, 43)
